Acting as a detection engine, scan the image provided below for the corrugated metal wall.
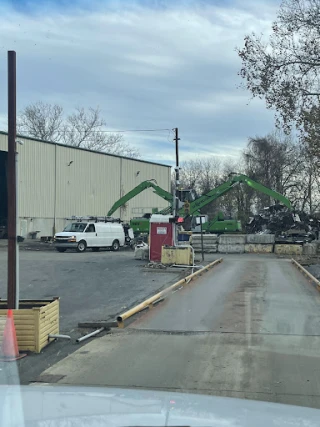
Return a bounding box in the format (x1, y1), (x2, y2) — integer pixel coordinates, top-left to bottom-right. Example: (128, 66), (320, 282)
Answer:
(0, 133), (171, 236)
(55, 144), (122, 218)
(0, 133), (55, 217)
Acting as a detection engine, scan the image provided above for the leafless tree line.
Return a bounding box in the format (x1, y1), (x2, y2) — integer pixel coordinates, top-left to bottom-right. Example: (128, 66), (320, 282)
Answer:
(17, 101), (140, 158)
(176, 132), (320, 223)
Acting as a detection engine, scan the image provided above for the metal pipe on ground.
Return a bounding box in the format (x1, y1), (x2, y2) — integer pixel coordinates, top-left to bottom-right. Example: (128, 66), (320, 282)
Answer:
(48, 334), (71, 340)
(117, 258), (223, 326)
(76, 327), (104, 343)
(291, 259), (320, 289)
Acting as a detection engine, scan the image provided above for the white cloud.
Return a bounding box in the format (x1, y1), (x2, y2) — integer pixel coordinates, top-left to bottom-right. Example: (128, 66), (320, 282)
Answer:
(0, 0), (280, 164)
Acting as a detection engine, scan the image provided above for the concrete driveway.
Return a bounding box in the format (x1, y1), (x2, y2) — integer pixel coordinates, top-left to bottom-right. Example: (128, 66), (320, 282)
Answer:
(34, 255), (320, 409)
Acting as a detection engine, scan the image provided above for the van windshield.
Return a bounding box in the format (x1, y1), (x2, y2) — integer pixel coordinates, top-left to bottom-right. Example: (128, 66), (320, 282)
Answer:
(63, 223), (87, 232)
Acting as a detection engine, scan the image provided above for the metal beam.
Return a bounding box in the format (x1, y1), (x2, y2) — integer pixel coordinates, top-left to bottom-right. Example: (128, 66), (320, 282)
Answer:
(7, 51), (17, 309)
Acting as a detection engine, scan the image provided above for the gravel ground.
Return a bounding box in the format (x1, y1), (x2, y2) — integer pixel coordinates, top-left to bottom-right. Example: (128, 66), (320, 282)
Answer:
(306, 264), (320, 280)
(291, 255), (320, 280)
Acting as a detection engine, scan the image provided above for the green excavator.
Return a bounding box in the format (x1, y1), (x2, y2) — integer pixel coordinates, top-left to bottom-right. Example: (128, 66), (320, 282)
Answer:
(107, 179), (194, 218)
(107, 174), (291, 235)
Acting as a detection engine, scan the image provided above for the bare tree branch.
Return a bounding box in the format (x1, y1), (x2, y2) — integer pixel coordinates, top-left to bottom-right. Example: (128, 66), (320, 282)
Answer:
(17, 102), (140, 158)
(17, 101), (63, 142)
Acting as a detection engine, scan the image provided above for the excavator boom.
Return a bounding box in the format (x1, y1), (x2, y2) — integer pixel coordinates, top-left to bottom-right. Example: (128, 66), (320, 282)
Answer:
(172, 174), (291, 218)
(233, 174), (291, 209)
(107, 180), (173, 217)
(122, 174), (291, 236)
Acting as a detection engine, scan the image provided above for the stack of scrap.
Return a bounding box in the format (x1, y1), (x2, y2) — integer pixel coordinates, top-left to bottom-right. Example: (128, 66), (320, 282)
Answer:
(190, 234), (218, 253)
(246, 205), (320, 243)
(218, 234), (246, 253)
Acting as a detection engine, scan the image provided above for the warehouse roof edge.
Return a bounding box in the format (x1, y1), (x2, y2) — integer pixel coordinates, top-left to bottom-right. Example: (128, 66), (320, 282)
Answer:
(0, 130), (171, 168)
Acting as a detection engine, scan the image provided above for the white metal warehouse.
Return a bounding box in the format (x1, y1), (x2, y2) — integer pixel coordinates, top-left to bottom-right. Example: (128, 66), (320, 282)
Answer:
(0, 131), (171, 238)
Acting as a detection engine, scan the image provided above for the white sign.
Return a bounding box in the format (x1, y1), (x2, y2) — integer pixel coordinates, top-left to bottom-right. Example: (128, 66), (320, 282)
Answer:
(195, 216), (206, 225)
(157, 227), (167, 235)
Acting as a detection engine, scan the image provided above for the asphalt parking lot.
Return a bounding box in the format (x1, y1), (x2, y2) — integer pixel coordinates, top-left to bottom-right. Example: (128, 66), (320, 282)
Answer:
(0, 247), (181, 333)
(0, 245), (184, 384)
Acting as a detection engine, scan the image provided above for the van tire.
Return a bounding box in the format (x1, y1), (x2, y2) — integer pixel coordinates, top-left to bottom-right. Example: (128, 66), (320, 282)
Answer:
(77, 240), (87, 253)
(111, 240), (120, 251)
(92, 247), (100, 252)
(56, 248), (66, 253)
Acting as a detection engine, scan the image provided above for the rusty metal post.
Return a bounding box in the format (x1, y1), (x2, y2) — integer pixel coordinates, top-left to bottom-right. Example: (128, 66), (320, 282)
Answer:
(174, 127), (180, 214)
(7, 51), (17, 309)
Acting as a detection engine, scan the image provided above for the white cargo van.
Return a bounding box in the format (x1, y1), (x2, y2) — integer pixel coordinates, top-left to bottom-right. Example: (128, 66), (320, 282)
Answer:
(54, 221), (126, 253)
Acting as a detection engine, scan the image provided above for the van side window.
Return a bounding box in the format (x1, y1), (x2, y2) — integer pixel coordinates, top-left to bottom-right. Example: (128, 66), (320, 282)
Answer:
(86, 224), (95, 233)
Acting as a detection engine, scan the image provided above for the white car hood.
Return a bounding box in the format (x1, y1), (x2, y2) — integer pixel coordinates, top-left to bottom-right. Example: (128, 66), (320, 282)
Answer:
(2, 386), (320, 426)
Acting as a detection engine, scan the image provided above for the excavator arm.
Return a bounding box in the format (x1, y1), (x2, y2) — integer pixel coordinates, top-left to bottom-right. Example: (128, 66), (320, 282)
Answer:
(175, 174), (291, 218)
(232, 174), (291, 209)
(179, 179), (239, 216)
(107, 180), (173, 217)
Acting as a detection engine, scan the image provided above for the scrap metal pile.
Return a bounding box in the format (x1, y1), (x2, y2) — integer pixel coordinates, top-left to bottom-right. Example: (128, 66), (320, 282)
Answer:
(246, 204), (320, 243)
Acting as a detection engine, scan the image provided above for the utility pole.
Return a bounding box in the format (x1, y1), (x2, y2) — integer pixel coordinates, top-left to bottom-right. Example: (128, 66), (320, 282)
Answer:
(7, 51), (17, 309)
(174, 127), (180, 215)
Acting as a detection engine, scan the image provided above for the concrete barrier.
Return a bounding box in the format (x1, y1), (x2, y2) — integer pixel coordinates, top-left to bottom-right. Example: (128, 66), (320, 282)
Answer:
(219, 234), (246, 245)
(274, 244), (303, 255)
(192, 233), (219, 240)
(302, 243), (317, 255)
(245, 244), (273, 253)
(191, 234), (218, 254)
(191, 242), (218, 249)
(192, 245), (218, 253)
(218, 244), (245, 254)
(192, 241), (218, 246)
(246, 234), (275, 244)
(191, 235), (219, 243)
(191, 243), (219, 248)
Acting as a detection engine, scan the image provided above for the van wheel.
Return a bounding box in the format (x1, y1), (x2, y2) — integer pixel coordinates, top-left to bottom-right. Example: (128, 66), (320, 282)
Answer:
(111, 240), (120, 251)
(92, 247), (100, 252)
(56, 248), (66, 253)
(77, 240), (87, 253)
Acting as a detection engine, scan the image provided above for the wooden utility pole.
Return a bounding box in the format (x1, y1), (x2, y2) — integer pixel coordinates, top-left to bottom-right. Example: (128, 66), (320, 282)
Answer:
(7, 51), (17, 309)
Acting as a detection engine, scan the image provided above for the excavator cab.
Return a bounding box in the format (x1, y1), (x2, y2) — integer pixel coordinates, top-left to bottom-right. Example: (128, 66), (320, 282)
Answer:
(179, 189), (196, 203)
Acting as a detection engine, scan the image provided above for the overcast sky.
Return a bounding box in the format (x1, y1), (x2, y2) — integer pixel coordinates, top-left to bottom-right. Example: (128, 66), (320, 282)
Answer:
(0, 0), (280, 165)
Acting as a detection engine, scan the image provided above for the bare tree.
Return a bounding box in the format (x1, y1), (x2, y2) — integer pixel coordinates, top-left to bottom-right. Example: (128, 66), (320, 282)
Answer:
(237, 0), (320, 153)
(179, 157), (221, 195)
(217, 159), (254, 223)
(17, 101), (63, 142)
(243, 132), (320, 213)
(177, 157), (223, 217)
(17, 102), (140, 158)
(61, 107), (106, 148)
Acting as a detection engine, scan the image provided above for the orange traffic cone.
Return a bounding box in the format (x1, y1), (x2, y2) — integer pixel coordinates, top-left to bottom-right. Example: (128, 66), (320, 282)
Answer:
(0, 309), (26, 361)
